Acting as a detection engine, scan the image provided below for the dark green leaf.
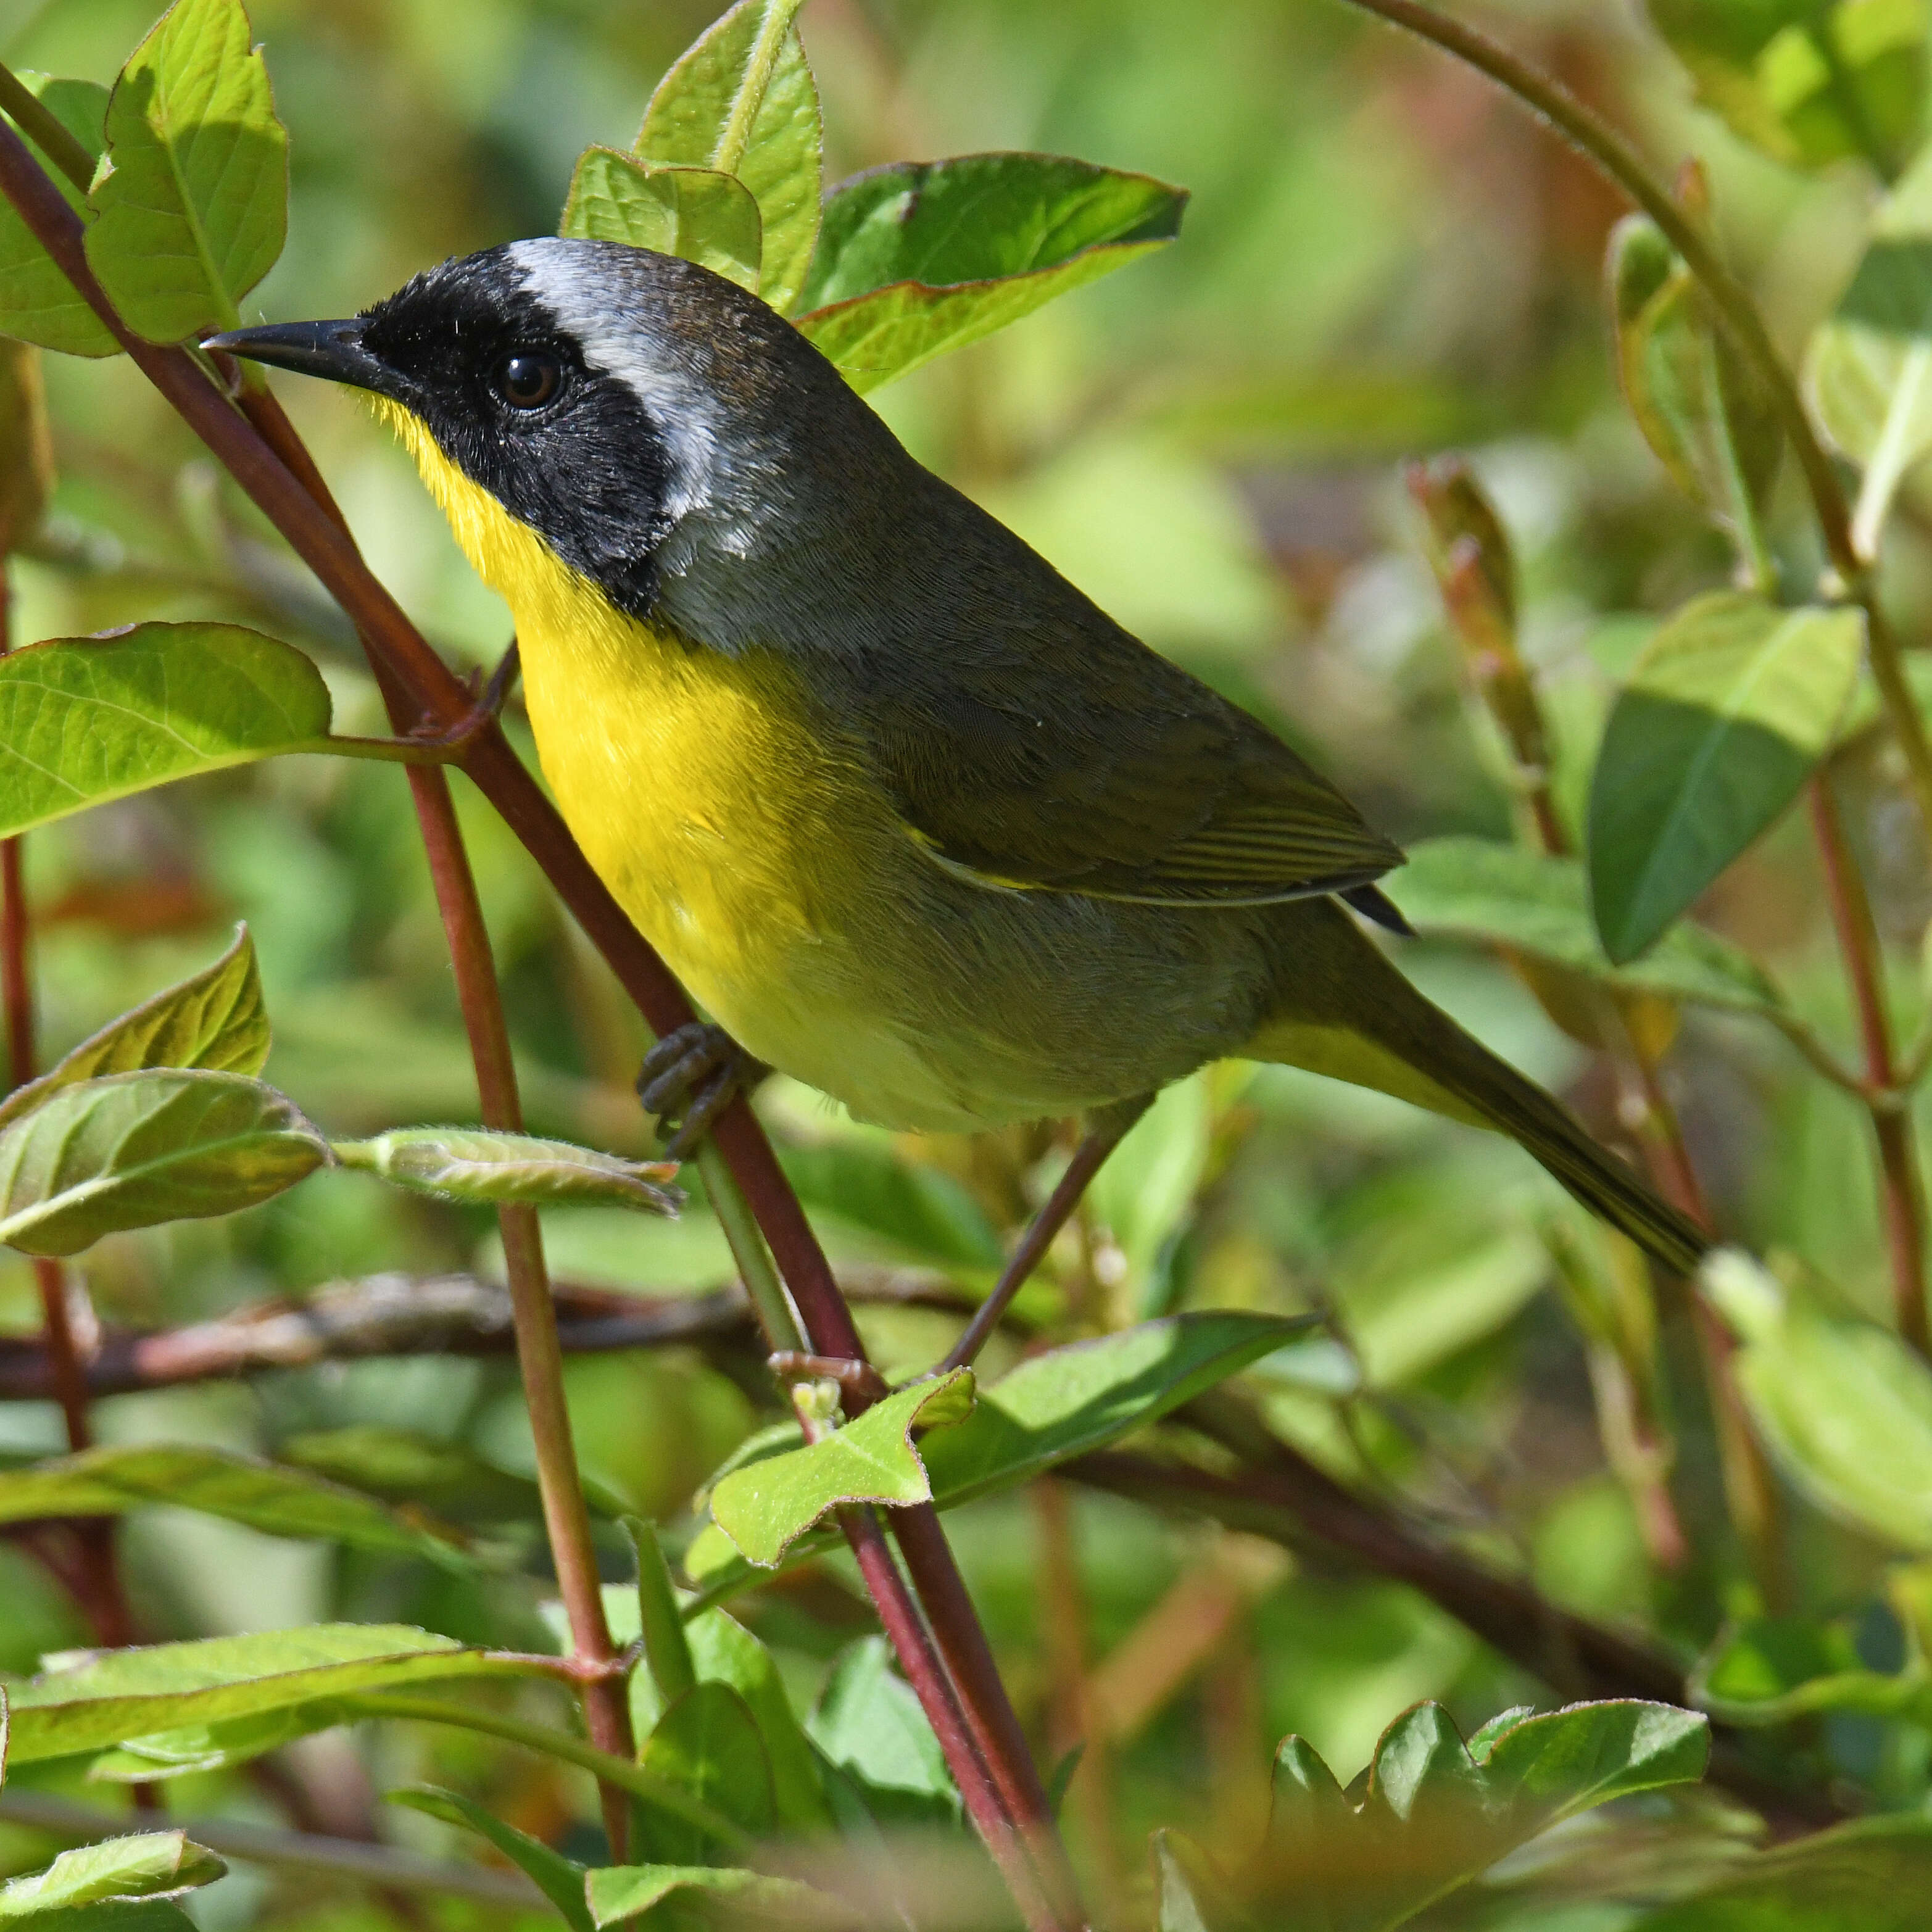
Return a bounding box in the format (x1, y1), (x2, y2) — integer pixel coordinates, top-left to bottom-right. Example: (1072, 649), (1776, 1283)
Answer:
(1587, 593), (1864, 962)
(0, 623), (332, 839)
(707, 1369), (974, 1569)
(0, 1835), (225, 1918)
(0, 76), (116, 357)
(0, 1443), (471, 1565)
(1690, 1614), (1928, 1725)
(1630, 1815), (1932, 1930)
(806, 1636), (959, 1828)
(4, 1625), (546, 1765)
(1609, 215), (1781, 555)
(634, 1681), (773, 1864)
(4, 1905), (198, 1932)
(797, 154), (1186, 391)
(778, 1141), (1002, 1271)
(560, 149), (761, 294)
(0, 926), (267, 1132)
(85, 0), (289, 342)
(584, 1865), (852, 1931)
(388, 1788), (589, 1932)
(1383, 837), (1785, 1015)
(634, 0), (821, 313)
(333, 1127), (680, 1215)
(277, 1426), (543, 1522)
(1705, 1248), (1932, 1551)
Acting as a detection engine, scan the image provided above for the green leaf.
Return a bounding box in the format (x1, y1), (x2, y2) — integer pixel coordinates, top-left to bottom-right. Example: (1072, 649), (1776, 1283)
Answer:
(797, 154), (1187, 393)
(634, 0), (821, 314)
(686, 1314), (1307, 1595)
(0, 1069), (327, 1257)
(1383, 837), (1786, 1016)
(0, 623), (331, 839)
(388, 1788), (589, 1932)
(1648, 0), (1928, 174)
(0, 1835), (225, 1918)
(806, 1636), (958, 1828)
(1608, 215), (1781, 559)
(0, 1068), (325, 1256)
(634, 1681), (773, 1864)
(560, 150), (761, 294)
(708, 1371), (974, 1568)
(85, 1706), (341, 1783)
(0, 1443), (471, 1566)
(1586, 593), (1864, 963)
(778, 1141), (1002, 1271)
(1236, 1699), (1707, 1931)
(684, 1609), (830, 1833)
(278, 1427), (545, 1523)
(333, 1128), (681, 1216)
(1628, 1815), (1932, 1930)
(84, 0), (289, 342)
(2, 1907), (198, 1932)
(584, 1865), (852, 1931)
(0, 76), (117, 357)
(1807, 143), (1932, 552)
(1704, 1248), (1932, 1551)
(0, 926), (267, 1132)
(1690, 1612), (1929, 1724)
(4, 1625), (546, 1765)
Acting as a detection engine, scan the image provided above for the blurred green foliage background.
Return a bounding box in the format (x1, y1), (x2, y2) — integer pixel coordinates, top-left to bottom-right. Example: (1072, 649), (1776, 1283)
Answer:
(2, 0), (1928, 1923)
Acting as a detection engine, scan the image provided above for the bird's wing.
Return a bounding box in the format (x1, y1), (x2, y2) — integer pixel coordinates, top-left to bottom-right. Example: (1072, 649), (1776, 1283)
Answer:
(856, 628), (1402, 906)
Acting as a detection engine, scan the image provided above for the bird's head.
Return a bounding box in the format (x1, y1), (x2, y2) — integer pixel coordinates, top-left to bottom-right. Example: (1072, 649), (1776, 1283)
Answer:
(209, 238), (859, 625)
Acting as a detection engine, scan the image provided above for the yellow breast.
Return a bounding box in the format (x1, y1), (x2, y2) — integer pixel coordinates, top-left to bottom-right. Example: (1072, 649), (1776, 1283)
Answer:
(377, 401), (859, 1053)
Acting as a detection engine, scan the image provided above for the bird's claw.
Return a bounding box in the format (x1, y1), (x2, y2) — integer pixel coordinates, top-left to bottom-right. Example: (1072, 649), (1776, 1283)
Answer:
(407, 640), (521, 754)
(636, 1021), (765, 1158)
(768, 1351), (891, 1406)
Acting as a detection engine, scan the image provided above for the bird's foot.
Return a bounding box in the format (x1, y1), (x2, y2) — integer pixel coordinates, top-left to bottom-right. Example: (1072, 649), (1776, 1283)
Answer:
(768, 1351), (891, 1407)
(636, 1021), (765, 1159)
(406, 639), (521, 756)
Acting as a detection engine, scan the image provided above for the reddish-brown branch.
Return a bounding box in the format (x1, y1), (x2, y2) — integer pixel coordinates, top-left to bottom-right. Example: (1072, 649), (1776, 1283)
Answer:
(1810, 777), (1930, 1354)
(0, 121), (1062, 1901)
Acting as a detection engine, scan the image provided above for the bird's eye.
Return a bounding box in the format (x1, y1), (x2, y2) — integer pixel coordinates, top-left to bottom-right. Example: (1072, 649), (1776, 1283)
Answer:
(495, 351), (560, 410)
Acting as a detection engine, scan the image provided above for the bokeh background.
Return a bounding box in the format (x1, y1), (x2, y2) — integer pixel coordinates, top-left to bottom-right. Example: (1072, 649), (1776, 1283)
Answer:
(0, 0), (1922, 1923)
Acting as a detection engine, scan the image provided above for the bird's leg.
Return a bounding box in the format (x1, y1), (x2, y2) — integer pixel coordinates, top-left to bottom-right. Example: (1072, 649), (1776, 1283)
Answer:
(406, 639), (522, 753)
(637, 1020), (768, 1159)
(769, 1351), (892, 1406)
(938, 1092), (1153, 1375)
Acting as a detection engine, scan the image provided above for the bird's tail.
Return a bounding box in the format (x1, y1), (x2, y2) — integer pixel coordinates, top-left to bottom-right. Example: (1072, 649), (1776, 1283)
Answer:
(1246, 901), (1709, 1278)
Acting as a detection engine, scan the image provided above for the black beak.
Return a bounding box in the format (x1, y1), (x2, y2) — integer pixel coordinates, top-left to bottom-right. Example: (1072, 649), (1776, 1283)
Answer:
(202, 318), (394, 394)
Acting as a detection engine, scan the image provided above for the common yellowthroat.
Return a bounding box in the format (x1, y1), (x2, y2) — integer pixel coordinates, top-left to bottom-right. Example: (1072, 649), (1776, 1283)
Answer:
(210, 240), (1706, 1276)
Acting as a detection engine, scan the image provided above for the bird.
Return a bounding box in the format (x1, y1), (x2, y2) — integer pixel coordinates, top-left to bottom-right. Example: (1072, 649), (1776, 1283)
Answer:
(207, 238), (1707, 1296)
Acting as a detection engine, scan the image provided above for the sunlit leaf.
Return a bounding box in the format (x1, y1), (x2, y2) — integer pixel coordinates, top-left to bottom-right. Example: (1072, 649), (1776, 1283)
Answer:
(687, 1314), (1307, 1596)
(632, 1680), (773, 1863)
(0, 623), (331, 839)
(634, 0), (821, 313)
(0, 926), (267, 1132)
(4, 1625), (547, 1765)
(1587, 594), (1864, 962)
(1383, 837), (1786, 1016)
(1608, 215), (1781, 557)
(1647, 0), (1928, 174)
(333, 1127), (680, 1216)
(1704, 1248), (1932, 1551)
(0, 1443), (471, 1566)
(560, 149), (761, 294)
(707, 1370), (975, 1568)
(0, 75), (116, 357)
(0, 1069), (328, 1257)
(0, 1835), (224, 1918)
(388, 1788), (589, 1932)
(584, 1865), (852, 1931)
(797, 154), (1186, 393)
(85, 0), (289, 342)
(684, 1609), (831, 1833)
